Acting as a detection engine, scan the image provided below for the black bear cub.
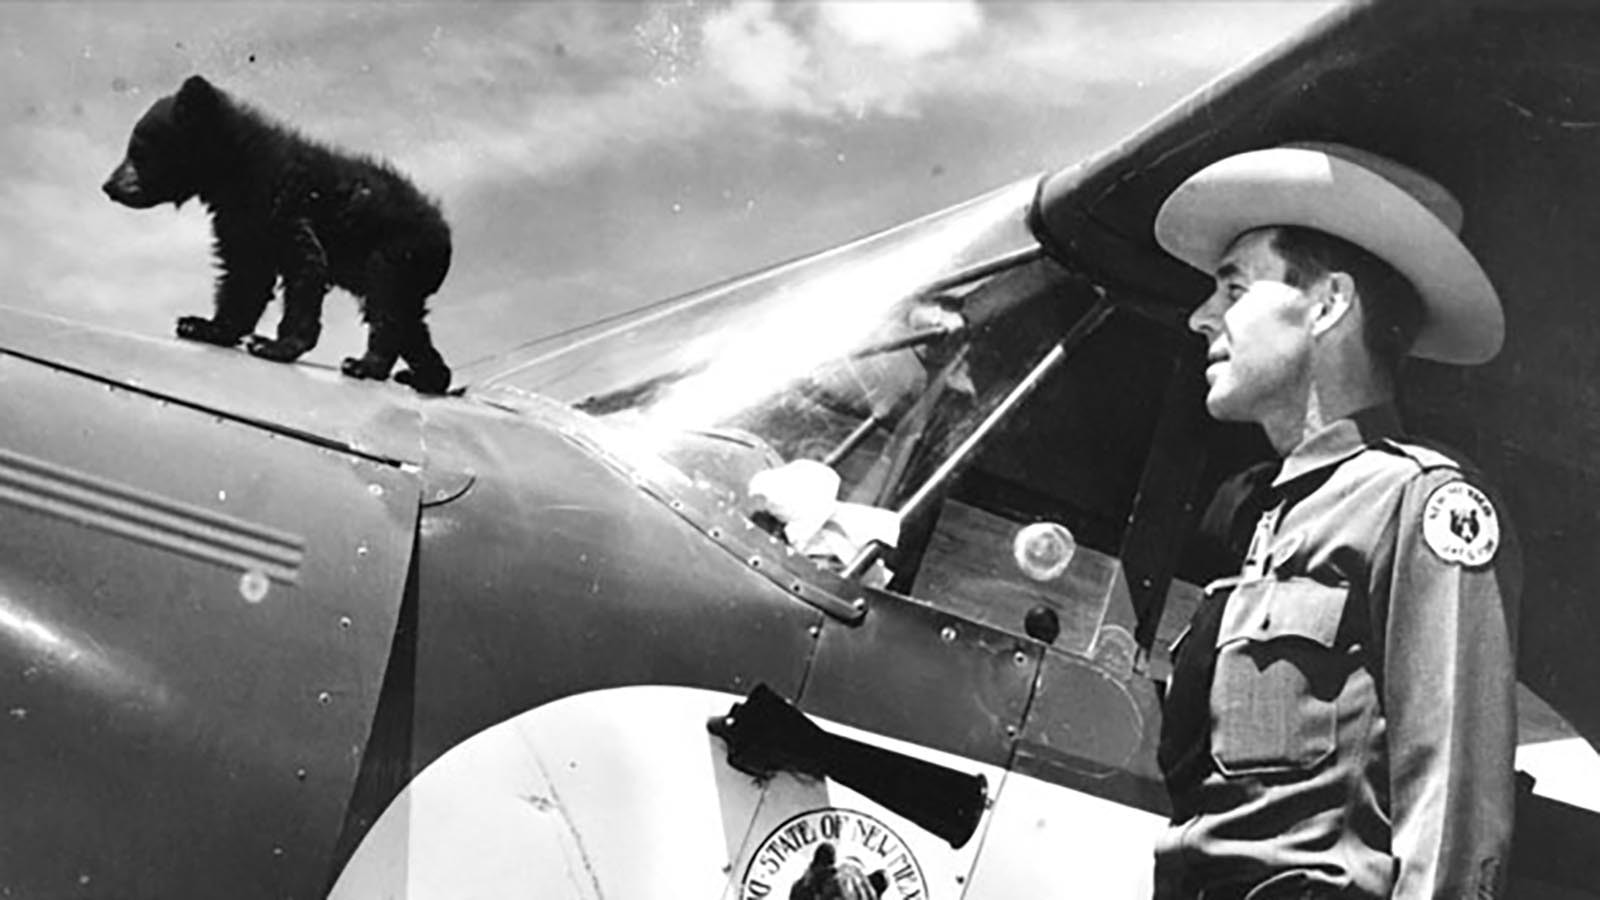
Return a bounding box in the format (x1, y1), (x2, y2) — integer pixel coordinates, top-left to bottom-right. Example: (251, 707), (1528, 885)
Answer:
(103, 75), (454, 394)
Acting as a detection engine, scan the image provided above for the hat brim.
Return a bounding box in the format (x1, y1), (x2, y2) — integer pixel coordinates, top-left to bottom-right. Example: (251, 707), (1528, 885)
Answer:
(1153, 147), (1503, 365)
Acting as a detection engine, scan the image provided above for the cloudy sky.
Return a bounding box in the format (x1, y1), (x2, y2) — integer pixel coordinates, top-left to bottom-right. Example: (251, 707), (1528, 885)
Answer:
(1, 1), (1332, 379)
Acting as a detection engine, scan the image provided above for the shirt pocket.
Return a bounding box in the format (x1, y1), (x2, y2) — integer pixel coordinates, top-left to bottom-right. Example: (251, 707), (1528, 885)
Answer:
(1209, 577), (1348, 776)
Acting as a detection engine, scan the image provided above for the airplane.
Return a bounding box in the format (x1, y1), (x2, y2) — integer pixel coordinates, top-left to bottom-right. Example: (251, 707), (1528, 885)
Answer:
(2, 0), (1598, 897)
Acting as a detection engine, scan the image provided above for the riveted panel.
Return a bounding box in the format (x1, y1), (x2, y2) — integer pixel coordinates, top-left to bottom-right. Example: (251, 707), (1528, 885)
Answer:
(0, 355), (419, 900)
(801, 589), (1040, 769)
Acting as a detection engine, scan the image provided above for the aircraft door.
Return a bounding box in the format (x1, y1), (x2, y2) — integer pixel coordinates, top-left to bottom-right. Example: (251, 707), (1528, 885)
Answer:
(0, 357), (419, 899)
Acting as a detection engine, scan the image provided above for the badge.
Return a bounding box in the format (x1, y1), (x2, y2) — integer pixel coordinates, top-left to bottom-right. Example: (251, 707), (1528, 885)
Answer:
(1422, 481), (1499, 567)
(741, 808), (927, 900)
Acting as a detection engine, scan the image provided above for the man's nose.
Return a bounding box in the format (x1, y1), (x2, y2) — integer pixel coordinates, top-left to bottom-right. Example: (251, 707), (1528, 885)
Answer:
(1188, 292), (1223, 338)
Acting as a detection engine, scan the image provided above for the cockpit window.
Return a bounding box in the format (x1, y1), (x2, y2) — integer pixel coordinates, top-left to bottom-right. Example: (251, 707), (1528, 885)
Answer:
(480, 177), (1092, 581)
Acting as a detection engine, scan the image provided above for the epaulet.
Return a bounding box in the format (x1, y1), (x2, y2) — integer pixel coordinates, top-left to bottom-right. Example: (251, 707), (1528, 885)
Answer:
(1373, 436), (1471, 476)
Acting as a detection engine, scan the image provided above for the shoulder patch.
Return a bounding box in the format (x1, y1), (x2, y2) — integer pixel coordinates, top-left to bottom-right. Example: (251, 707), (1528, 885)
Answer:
(1422, 481), (1500, 567)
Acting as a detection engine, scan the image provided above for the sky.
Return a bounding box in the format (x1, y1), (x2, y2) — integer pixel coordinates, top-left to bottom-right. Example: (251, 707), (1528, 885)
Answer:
(0, 1), (1335, 378)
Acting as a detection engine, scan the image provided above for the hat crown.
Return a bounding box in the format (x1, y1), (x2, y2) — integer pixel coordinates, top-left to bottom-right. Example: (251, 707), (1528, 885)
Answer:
(1283, 141), (1464, 234)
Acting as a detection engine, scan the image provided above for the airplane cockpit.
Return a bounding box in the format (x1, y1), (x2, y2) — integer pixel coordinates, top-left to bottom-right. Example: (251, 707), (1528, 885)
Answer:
(473, 174), (1193, 668)
(467, 136), (1600, 870)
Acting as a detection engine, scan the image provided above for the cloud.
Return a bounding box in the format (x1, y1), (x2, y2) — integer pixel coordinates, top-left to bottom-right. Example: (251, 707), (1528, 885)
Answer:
(0, 120), (213, 340)
(0, 0), (1336, 365)
(691, 1), (1331, 121)
(697, 0), (979, 118)
(972, 3), (1336, 102)
(817, 1), (982, 60)
(700, 0), (817, 112)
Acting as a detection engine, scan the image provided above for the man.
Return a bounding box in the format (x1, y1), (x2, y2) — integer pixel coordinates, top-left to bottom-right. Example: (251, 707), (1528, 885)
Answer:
(1149, 143), (1521, 899)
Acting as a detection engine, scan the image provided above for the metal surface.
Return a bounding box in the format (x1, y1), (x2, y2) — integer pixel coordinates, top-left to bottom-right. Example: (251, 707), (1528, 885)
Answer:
(0, 354), (417, 899)
(0, 445), (306, 584)
(0, 305), (427, 467)
(556, 411), (871, 624)
(801, 587), (1040, 769)
(403, 399), (825, 776)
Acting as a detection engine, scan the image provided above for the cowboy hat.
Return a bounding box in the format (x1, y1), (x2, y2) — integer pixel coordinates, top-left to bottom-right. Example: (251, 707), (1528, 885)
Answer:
(1153, 142), (1503, 365)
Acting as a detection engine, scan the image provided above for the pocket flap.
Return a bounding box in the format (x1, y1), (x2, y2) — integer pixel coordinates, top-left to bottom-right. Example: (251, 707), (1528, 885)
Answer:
(1216, 578), (1346, 648)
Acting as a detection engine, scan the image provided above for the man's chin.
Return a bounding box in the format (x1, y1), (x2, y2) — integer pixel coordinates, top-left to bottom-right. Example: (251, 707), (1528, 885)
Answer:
(1203, 390), (1250, 423)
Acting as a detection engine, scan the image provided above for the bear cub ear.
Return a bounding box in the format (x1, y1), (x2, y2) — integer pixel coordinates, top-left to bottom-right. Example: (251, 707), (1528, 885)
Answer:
(174, 74), (221, 123)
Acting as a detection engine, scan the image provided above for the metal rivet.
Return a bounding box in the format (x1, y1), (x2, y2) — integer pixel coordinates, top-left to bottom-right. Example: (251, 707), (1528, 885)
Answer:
(748, 556), (762, 569)
(940, 626), (958, 643)
(709, 527), (723, 540)
(273, 846), (284, 858)
(808, 625), (821, 638)
(852, 598), (866, 611)
(338, 616), (352, 630)
(295, 768), (307, 781)
(317, 691), (332, 705)
(367, 483), (384, 497)
(1005, 724), (1018, 736)
(1013, 651), (1028, 666)
(356, 544), (369, 557)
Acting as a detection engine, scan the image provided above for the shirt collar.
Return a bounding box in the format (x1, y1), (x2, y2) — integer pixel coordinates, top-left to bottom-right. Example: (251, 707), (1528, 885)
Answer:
(1272, 403), (1404, 488)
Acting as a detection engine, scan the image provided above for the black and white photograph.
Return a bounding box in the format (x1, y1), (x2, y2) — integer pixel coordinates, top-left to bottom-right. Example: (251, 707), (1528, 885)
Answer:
(2, 2), (1598, 897)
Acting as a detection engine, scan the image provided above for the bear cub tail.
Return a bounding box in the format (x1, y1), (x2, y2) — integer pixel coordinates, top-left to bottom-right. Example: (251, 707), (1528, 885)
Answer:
(104, 75), (455, 395)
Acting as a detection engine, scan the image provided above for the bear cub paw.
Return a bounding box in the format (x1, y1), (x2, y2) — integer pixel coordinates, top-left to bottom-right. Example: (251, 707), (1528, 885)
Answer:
(176, 316), (245, 346)
(340, 355), (394, 382)
(245, 335), (315, 363)
(394, 366), (452, 396)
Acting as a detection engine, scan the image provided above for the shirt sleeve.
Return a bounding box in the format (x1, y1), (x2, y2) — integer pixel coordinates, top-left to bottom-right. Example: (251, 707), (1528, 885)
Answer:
(1376, 467), (1521, 899)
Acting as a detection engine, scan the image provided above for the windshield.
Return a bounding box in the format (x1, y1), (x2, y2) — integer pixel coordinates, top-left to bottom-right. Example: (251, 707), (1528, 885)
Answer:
(481, 176), (1094, 578)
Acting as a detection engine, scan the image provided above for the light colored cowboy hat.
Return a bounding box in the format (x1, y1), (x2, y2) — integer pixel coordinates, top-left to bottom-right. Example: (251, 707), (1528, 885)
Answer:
(1153, 142), (1503, 365)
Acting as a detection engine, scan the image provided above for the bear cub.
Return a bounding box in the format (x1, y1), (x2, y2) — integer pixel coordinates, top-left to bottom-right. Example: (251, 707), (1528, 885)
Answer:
(103, 75), (454, 394)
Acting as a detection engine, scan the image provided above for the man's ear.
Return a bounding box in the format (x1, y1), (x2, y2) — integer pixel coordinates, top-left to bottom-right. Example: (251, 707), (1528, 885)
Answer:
(1310, 271), (1357, 337)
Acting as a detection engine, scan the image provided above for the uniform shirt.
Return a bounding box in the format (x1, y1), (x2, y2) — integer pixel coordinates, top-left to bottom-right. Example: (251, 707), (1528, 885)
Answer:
(1154, 404), (1521, 899)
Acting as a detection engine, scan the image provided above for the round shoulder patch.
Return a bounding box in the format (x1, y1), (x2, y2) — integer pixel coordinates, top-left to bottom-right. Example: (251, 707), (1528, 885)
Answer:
(1422, 480), (1500, 567)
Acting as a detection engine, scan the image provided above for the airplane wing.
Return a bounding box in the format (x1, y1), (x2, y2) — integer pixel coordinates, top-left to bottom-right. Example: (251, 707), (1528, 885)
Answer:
(1028, 0), (1600, 753)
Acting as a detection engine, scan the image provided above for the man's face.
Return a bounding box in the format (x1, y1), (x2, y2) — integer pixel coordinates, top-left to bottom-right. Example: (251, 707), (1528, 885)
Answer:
(1187, 228), (1319, 425)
